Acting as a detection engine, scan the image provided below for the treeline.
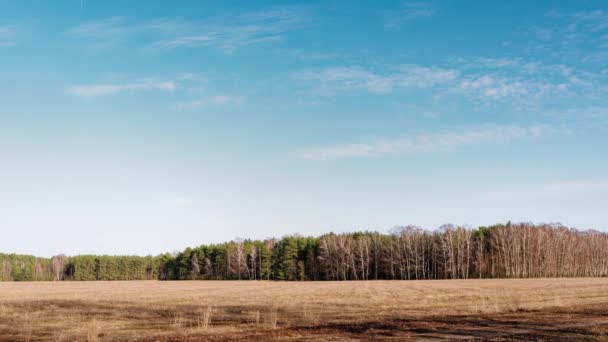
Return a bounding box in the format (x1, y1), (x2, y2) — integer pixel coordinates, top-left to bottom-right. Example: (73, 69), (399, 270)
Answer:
(0, 254), (54, 281)
(0, 254), (159, 281)
(2, 223), (608, 281)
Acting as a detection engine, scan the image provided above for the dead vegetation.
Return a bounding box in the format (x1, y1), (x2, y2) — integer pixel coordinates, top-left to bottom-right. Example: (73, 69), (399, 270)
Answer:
(1, 279), (608, 341)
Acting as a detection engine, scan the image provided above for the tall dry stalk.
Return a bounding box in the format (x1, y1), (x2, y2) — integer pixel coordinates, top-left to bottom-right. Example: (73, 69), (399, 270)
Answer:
(87, 320), (100, 342)
(269, 305), (278, 329)
(197, 305), (212, 330)
(22, 312), (32, 342)
(172, 311), (183, 328)
(253, 310), (261, 326)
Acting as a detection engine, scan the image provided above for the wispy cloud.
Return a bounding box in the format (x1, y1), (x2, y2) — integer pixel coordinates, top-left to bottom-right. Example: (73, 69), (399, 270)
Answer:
(176, 72), (208, 83)
(300, 123), (562, 160)
(68, 17), (129, 51)
(293, 56), (597, 109)
(67, 79), (176, 97)
(457, 75), (530, 99)
(0, 25), (17, 47)
(483, 179), (608, 200)
(571, 10), (608, 33)
(292, 64), (458, 95)
(171, 95), (242, 110)
(521, 9), (608, 63)
(148, 9), (306, 52)
(69, 8), (307, 53)
(444, 57), (586, 106)
(292, 66), (393, 94)
(384, 2), (437, 29)
(529, 26), (553, 41)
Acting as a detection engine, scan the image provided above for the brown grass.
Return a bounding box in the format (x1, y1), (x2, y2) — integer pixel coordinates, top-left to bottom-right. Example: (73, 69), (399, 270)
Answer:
(1, 278), (608, 341)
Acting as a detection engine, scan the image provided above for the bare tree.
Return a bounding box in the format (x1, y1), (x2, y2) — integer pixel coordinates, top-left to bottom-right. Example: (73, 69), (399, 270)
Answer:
(51, 255), (67, 281)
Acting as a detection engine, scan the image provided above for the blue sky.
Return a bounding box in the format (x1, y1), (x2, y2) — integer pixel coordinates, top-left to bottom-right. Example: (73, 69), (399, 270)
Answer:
(1, 0), (607, 256)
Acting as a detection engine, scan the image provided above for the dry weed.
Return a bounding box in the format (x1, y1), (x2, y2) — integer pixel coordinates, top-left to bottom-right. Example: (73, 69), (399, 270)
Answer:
(268, 304), (278, 329)
(197, 305), (212, 330)
(86, 319), (100, 342)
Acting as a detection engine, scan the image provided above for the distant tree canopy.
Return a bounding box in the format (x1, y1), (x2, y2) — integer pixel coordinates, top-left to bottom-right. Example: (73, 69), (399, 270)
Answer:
(2, 222), (608, 281)
(0, 254), (159, 281)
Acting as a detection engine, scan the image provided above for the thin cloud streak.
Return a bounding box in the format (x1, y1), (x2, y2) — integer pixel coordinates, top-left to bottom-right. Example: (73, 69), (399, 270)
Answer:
(300, 124), (563, 160)
(171, 95), (242, 110)
(443, 57), (584, 105)
(522, 8), (608, 64)
(384, 2), (437, 29)
(67, 79), (176, 97)
(292, 58), (595, 109)
(147, 9), (305, 53)
(292, 64), (458, 95)
(69, 8), (308, 53)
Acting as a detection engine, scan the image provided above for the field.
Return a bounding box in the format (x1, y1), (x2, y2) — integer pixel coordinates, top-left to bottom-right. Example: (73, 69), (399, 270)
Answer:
(1, 279), (608, 341)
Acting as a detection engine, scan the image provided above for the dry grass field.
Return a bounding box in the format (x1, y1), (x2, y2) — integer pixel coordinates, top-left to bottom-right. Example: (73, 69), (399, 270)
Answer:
(1, 279), (608, 341)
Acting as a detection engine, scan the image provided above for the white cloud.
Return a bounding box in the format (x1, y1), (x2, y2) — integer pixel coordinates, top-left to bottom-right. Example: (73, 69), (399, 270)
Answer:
(69, 8), (307, 53)
(177, 72), (208, 82)
(523, 9), (608, 64)
(67, 79), (176, 97)
(292, 64), (458, 95)
(171, 95), (242, 110)
(69, 16), (127, 37)
(384, 2), (437, 29)
(0, 25), (17, 47)
(300, 123), (561, 160)
(483, 179), (608, 200)
(530, 26), (553, 41)
(292, 66), (392, 94)
(293, 56), (596, 108)
(444, 56), (586, 105)
(393, 65), (459, 87)
(571, 10), (608, 33)
(147, 9), (304, 52)
(458, 75), (529, 99)
(68, 17), (130, 51)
